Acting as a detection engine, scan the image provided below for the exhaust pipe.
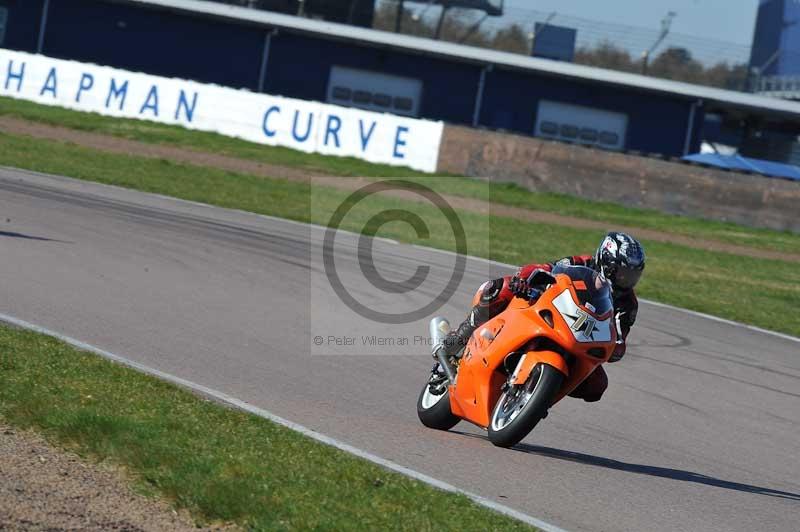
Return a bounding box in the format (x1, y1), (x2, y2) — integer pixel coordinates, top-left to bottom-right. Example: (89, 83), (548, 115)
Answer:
(429, 317), (457, 384)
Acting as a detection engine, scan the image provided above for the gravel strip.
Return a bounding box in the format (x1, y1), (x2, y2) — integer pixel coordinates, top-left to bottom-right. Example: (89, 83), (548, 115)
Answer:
(0, 423), (232, 531)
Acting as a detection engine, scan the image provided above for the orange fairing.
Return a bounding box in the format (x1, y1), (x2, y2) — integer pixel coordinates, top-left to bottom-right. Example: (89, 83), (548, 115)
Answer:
(512, 350), (569, 385)
(448, 272), (617, 429)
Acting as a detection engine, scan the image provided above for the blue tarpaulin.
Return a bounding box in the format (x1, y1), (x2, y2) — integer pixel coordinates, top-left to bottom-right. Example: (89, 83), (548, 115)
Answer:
(682, 153), (800, 181)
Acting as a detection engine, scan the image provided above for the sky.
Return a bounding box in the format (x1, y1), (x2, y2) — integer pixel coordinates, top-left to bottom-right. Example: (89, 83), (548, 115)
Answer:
(505, 0), (760, 46)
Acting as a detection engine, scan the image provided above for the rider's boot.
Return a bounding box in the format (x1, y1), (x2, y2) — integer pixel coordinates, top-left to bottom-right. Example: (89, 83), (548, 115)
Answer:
(441, 309), (478, 358)
(439, 277), (514, 359)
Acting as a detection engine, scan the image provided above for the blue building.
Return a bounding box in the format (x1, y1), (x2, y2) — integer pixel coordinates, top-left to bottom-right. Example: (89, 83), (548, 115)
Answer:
(2, 0), (800, 161)
(750, 0), (800, 103)
(750, 0), (800, 78)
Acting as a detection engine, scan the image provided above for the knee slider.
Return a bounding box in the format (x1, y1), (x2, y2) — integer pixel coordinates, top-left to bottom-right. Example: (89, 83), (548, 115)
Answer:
(479, 278), (504, 304)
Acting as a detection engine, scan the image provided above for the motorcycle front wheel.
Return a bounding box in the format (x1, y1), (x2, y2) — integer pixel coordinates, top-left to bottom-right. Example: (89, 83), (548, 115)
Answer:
(488, 363), (564, 448)
(417, 379), (460, 431)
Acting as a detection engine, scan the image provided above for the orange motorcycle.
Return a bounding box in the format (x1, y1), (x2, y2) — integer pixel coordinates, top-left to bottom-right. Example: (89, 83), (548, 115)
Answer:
(417, 264), (617, 448)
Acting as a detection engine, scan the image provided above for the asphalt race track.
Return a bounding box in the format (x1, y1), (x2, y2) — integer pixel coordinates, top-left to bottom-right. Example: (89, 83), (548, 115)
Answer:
(1, 167), (798, 532)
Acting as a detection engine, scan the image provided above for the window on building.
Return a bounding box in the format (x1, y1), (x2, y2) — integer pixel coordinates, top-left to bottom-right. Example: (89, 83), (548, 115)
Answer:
(372, 93), (391, 108)
(539, 121), (558, 135)
(579, 128), (599, 142)
(352, 90), (372, 105)
(560, 124), (579, 139)
(598, 131), (620, 146)
(331, 86), (352, 101)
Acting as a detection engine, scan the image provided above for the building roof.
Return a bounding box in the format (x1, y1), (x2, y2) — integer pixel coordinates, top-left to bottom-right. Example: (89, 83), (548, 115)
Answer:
(125, 0), (800, 120)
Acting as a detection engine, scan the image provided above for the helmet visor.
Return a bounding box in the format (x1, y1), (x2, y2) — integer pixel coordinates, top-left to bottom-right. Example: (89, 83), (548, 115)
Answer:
(614, 266), (643, 291)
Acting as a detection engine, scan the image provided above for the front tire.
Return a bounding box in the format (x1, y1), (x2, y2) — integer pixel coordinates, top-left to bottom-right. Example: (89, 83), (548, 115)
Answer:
(417, 380), (460, 431)
(488, 364), (564, 448)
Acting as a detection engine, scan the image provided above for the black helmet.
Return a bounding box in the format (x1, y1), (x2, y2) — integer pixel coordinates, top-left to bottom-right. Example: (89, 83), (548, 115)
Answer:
(594, 232), (645, 291)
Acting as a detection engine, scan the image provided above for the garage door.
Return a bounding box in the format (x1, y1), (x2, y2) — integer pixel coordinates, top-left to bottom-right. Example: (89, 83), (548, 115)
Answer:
(535, 100), (628, 151)
(326, 65), (423, 117)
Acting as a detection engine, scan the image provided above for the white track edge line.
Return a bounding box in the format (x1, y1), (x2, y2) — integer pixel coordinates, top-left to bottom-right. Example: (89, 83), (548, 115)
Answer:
(0, 312), (567, 532)
(634, 299), (800, 343)
(6, 166), (798, 345)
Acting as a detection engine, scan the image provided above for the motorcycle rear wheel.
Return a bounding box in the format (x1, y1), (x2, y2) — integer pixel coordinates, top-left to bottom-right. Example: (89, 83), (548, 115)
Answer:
(417, 379), (460, 431)
(488, 363), (564, 448)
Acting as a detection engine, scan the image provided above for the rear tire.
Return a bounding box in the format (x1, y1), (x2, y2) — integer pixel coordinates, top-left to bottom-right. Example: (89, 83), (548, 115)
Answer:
(488, 364), (564, 448)
(417, 380), (460, 431)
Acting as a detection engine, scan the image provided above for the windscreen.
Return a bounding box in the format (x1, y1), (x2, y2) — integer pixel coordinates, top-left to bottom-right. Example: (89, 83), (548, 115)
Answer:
(551, 264), (613, 316)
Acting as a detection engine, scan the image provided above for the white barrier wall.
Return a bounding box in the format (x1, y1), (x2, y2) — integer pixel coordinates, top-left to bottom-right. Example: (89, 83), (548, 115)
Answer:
(0, 48), (444, 172)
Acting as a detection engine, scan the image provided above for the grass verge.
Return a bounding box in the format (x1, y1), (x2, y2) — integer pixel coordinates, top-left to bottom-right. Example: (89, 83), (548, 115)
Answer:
(1, 131), (798, 337)
(0, 324), (535, 531)
(2, 95), (799, 255)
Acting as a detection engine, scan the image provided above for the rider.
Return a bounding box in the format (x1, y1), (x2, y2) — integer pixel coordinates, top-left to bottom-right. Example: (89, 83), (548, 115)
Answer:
(442, 231), (645, 403)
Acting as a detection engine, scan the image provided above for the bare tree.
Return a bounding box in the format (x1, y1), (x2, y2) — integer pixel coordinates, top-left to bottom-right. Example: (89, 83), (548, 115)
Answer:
(373, 5), (747, 90)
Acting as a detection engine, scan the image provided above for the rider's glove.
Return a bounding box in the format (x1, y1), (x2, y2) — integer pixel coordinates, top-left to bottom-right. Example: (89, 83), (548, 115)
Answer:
(509, 275), (529, 298)
(510, 275), (545, 302)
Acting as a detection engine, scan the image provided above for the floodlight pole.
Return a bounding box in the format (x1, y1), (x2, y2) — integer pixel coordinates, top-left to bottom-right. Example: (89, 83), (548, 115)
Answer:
(434, 6), (450, 39)
(395, 0), (404, 32)
(641, 11), (676, 75)
(458, 13), (488, 43)
(37, 0), (51, 53)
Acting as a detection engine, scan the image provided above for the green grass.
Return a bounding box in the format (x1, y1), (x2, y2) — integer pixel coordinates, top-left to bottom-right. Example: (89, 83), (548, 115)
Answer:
(0, 324), (535, 531)
(3, 95), (799, 255)
(453, 180), (800, 256)
(1, 131), (798, 337)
